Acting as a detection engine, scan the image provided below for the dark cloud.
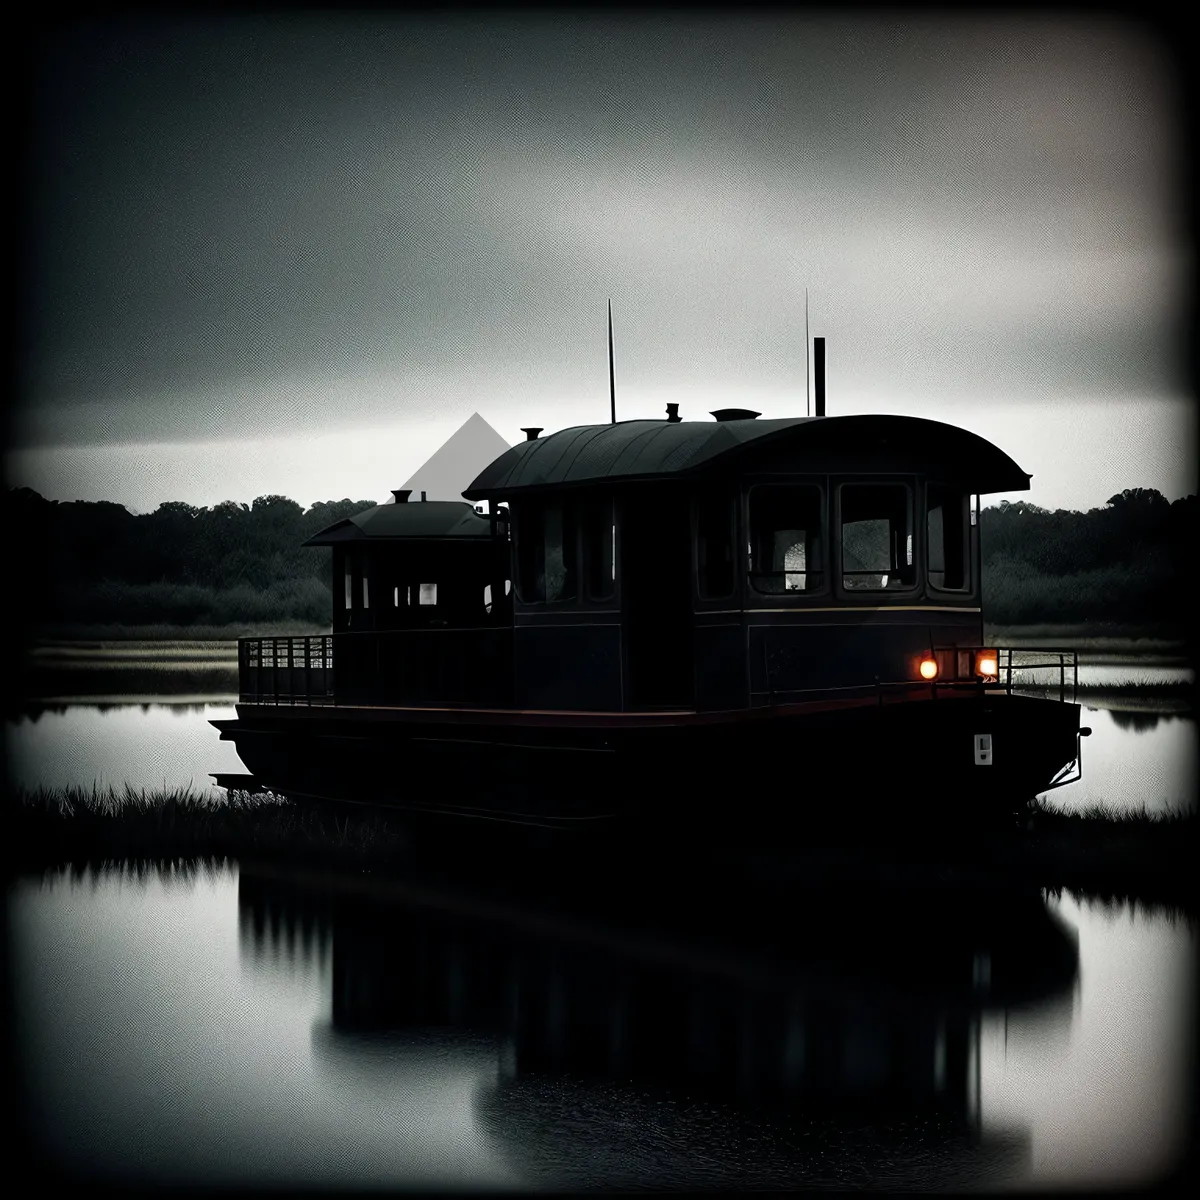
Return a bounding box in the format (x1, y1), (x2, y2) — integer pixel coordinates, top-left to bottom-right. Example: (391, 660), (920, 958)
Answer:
(18, 13), (1189, 450)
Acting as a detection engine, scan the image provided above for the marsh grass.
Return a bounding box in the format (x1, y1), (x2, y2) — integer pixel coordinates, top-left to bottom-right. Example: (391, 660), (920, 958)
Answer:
(1028, 795), (1193, 828)
(1015, 678), (1193, 697)
(30, 641), (240, 660)
(11, 784), (1195, 912)
(32, 621), (326, 642)
(984, 622), (1187, 648)
(11, 783), (413, 874)
(21, 642), (243, 700)
(987, 797), (1197, 912)
(1006, 678), (1194, 716)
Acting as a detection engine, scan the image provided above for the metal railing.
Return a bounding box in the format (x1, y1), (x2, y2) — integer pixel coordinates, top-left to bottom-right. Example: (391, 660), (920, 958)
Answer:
(237, 629), (515, 707)
(990, 647), (1079, 705)
(241, 635), (1080, 710)
(239, 636), (335, 706)
(913, 646), (1078, 704)
(756, 646), (1079, 707)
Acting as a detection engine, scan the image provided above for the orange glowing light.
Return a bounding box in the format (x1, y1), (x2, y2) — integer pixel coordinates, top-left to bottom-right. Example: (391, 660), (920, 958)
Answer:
(976, 651), (999, 677)
(919, 658), (939, 680)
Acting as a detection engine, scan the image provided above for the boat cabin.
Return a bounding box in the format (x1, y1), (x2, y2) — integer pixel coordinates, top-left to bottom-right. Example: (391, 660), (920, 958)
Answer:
(241, 410), (1030, 714)
(457, 409), (1025, 712)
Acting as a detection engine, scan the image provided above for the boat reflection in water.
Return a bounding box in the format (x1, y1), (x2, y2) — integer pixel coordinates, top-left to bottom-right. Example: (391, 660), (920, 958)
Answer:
(238, 862), (1079, 1191)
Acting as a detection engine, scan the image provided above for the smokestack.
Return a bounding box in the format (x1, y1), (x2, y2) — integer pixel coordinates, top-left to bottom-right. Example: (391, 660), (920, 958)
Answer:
(391, 489), (411, 503)
(521, 427), (543, 441)
(814, 337), (825, 417)
(420, 491), (427, 501)
(665, 403), (681, 423)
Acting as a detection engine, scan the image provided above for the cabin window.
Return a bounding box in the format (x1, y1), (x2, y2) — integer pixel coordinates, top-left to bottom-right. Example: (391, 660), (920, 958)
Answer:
(697, 494), (736, 599)
(484, 583), (492, 613)
(927, 484), (969, 591)
(516, 499), (578, 603)
(362, 575), (369, 609)
(344, 567), (353, 610)
(840, 483), (915, 591)
(419, 583), (437, 605)
(546, 502), (577, 602)
(516, 504), (545, 601)
(749, 486), (823, 594)
(582, 497), (614, 601)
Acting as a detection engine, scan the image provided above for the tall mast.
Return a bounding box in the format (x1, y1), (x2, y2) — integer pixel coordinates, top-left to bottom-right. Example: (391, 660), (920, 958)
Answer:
(805, 288), (810, 418)
(608, 299), (617, 424)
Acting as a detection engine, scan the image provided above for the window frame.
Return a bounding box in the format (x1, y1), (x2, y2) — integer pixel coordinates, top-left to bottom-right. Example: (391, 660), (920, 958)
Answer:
(834, 477), (920, 599)
(694, 489), (739, 602)
(743, 480), (830, 601)
(924, 481), (973, 595)
(514, 500), (547, 604)
(512, 493), (590, 608)
(580, 492), (616, 604)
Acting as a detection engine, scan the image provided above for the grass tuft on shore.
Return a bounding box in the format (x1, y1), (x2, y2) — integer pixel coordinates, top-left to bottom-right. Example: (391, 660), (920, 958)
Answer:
(1016, 678), (1193, 696)
(30, 621), (328, 642)
(1029, 796), (1192, 826)
(12, 783), (413, 872)
(11, 785), (1194, 907)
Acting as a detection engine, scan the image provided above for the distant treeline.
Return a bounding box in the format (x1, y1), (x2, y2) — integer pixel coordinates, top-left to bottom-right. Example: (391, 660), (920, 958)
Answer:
(979, 489), (1193, 628)
(8, 490), (377, 631)
(6, 485), (1195, 634)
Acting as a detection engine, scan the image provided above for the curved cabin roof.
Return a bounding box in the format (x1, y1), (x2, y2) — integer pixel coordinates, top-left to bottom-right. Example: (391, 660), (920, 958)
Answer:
(303, 499), (493, 546)
(462, 414), (1031, 499)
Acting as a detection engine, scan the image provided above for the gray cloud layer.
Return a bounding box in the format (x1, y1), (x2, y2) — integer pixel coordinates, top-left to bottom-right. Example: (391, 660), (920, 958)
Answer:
(19, 14), (1188, 448)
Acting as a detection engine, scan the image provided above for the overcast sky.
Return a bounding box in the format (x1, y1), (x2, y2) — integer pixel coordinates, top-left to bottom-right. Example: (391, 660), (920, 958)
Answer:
(12, 12), (1196, 512)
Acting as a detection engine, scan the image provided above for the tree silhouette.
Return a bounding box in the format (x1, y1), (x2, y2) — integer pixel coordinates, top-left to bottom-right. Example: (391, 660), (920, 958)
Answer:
(6, 484), (1193, 632)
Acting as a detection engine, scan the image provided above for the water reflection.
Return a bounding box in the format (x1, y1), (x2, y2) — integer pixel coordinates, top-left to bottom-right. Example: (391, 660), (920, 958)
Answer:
(238, 866), (1079, 1190)
(1052, 705), (1196, 814)
(1107, 709), (1184, 734)
(6, 701), (243, 795)
(14, 859), (1189, 1190)
(73, 856), (236, 889)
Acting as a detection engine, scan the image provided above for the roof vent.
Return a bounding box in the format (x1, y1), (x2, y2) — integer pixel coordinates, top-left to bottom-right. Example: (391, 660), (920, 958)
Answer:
(665, 403), (681, 423)
(521, 427), (544, 441)
(421, 491), (427, 502)
(710, 408), (761, 422)
(391, 489), (412, 504)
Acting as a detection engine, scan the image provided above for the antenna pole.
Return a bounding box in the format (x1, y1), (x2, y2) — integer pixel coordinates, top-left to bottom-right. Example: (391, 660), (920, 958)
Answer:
(608, 300), (616, 424)
(805, 288), (810, 418)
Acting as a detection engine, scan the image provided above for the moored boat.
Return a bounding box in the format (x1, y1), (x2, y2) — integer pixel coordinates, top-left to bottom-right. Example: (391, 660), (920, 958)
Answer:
(213, 350), (1087, 838)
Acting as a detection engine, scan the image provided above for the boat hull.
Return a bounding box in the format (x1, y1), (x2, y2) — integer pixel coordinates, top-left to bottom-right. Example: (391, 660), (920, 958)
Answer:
(213, 691), (1082, 840)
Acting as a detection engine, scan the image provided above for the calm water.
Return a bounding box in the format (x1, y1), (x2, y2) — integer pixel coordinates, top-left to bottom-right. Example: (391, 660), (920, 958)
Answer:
(7, 660), (1195, 1188)
(7, 674), (1195, 815)
(9, 862), (1194, 1190)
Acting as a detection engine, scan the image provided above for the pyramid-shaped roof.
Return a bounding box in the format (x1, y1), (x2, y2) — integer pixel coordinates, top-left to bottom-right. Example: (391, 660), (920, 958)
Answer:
(401, 412), (512, 502)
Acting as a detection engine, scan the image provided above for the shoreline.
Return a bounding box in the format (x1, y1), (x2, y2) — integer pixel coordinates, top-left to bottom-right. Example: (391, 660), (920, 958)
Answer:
(23, 621), (1191, 648)
(12, 674), (1194, 711)
(11, 786), (1196, 915)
